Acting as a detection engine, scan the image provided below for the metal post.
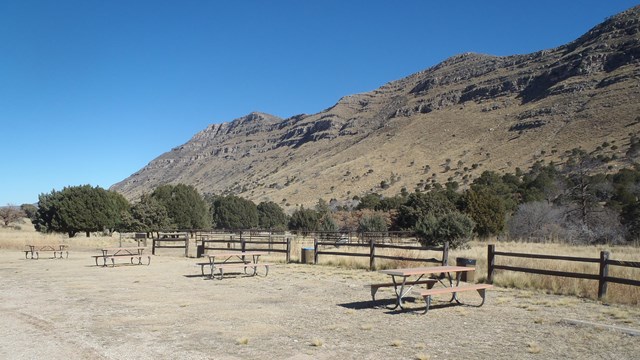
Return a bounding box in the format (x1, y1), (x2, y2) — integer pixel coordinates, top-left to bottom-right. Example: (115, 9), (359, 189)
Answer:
(487, 244), (495, 284)
(598, 251), (609, 299)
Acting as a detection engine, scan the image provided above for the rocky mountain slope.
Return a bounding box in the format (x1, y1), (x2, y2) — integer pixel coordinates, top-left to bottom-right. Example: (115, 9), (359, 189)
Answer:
(111, 6), (640, 210)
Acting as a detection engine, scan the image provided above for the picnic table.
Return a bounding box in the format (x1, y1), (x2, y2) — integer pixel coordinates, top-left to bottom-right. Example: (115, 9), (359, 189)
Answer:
(377, 265), (492, 314)
(92, 247), (150, 267)
(24, 244), (68, 259)
(198, 251), (272, 279)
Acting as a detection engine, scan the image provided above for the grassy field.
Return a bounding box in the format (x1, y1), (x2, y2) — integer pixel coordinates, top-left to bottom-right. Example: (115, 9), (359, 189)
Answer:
(2, 221), (639, 305)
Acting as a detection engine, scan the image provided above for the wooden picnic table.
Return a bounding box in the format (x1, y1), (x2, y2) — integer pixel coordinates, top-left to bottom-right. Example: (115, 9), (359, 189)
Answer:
(24, 244), (68, 260)
(199, 251), (272, 279)
(378, 265), (492, 314)
(92, 247), (150, 267)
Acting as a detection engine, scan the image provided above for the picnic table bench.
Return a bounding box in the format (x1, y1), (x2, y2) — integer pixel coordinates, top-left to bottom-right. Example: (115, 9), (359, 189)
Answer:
(412, 283), (493, 314)
(376, 265), (493, 314)
(92, 247), (150, 267)
(24, 244), (68, 260)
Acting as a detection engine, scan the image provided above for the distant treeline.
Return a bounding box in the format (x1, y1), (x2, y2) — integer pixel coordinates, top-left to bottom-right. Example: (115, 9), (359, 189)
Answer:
(13, 148), (640, 248)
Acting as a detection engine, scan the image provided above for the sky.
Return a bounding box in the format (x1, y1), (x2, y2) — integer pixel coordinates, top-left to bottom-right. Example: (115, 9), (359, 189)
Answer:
(1, 0), (638, 205)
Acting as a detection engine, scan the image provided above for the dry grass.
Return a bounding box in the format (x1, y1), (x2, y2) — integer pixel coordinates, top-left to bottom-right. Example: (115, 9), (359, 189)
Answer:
(527, 341), (542, 354)
(474, 240), (640, 305)
(0, 221), (133, 251)
(310, 338), (324, 347)
(390, 339), (403, 347)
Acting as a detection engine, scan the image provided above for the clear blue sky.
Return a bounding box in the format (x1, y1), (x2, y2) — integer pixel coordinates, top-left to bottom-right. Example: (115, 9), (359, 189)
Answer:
(1, 0), (638, 205)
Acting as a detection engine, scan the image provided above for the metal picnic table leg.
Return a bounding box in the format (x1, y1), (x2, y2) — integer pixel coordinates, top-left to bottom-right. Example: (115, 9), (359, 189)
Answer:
(451, 271), (463, 304)
(386, 275), (404, 310)
(388, 275), (425, 311)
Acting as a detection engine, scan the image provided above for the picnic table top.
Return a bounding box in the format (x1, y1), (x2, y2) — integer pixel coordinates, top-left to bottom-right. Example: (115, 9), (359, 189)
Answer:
(203, 251), (269, 257)
(379, 265), (476, 277)
(99, 247), (147, 253)
(26, 244), (68, 249)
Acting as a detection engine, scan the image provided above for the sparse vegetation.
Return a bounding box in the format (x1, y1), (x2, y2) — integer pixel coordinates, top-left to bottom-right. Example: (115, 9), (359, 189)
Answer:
(310, 338), (324, 347)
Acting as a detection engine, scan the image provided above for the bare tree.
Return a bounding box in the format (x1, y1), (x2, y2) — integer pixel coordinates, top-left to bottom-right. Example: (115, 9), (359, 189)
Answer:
(0, 205), (25, 227)
(507, 201), (565, 241)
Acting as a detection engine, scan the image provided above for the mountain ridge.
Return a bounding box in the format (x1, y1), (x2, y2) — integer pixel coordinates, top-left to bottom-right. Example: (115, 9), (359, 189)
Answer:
(111, 5), (640, 210)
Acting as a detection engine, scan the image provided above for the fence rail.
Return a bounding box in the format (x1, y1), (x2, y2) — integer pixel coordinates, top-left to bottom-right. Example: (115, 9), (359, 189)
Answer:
(198, 237), (291, 263)
(314, 238), (448, 270)
(487, 244), (640, 299)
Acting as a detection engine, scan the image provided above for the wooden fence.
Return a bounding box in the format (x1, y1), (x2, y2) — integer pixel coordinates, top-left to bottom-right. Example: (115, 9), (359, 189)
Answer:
(314, 237), (449, 270)
(152, 232), (189, 256)
(197, 230), (291, 262)
(487, 244), (640, 299)
(149, 230), (291, 261)
(305, 230), (416, 244)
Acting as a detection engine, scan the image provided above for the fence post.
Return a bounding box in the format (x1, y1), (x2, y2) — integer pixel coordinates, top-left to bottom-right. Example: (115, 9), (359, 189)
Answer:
(487, 244), (495, 284)
(369, 238), (376, 270)
(241, 238), (246, 252)
(313, 237), (318, 264)
(285, 237), (291, 263)
(598, 251), (610, 299)
(184, 233), (189, 258)
(152, 238), (156, 255)
(442, 242), (449, 266)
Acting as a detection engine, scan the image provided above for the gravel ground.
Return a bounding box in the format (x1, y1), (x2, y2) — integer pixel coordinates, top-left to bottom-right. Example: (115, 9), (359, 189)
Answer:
(0, 250), (639, 360)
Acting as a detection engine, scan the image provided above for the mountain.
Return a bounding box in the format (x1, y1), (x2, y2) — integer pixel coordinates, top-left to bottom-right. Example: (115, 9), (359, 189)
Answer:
(111, 6), (640, 210)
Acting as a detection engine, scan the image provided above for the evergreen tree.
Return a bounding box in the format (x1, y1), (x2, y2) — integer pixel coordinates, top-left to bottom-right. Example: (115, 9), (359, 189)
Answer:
(210, 195), (258, 229)
(462, 188), (507, 237)
(355, 193), (382, 210)
(357, 213), (388, 233)
(126, 194), (173, 231)
(288, 206), (320, 231)
(257, 201), (288, 230)
(34, 185), (130, 237)
(395, 190), (456, 230)
(415, 212), (474, 249)
(152, 184), (210, 230)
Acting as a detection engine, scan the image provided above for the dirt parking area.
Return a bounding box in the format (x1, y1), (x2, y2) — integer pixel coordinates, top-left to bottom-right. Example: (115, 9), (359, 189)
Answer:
(0, 249), (639, 360)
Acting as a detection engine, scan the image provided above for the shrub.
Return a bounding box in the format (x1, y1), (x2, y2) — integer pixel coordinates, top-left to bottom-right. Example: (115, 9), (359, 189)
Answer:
(357, 214), (388, 233)
(415, 211), (474, 249)
(507, 201), (565, 241)
(153, 184), (210, 229)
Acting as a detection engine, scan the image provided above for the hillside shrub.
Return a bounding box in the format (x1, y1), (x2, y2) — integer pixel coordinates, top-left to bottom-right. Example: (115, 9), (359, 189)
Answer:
(414, 211), (474, 249)
(288, 206), (320, 232)
(357, 213), (388, 233)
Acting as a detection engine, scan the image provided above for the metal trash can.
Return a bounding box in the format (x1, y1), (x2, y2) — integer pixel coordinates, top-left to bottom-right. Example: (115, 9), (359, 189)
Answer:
(456, 257), (476, 282)
(301, 247), (314, 264)
(196, 244), (205, 258)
